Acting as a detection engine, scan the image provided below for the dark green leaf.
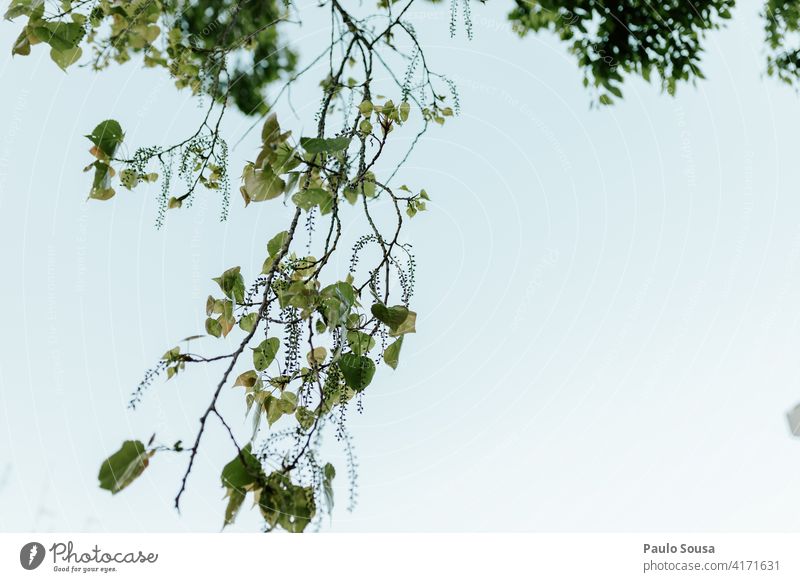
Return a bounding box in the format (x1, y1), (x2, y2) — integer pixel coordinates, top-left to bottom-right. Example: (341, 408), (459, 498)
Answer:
(98, 440), (153, 494)
(258, 472), (316, 533)
(221, 444), (264, 494)
(86, 120), (124, 158)
(33, 21), (83, 52)
(389, 310), (416, 337)
(371, 303), (409, 331)
(205, 317), (222, 338)
(213, 266), (245, 304)
(299, 136), (350, 154)
(252, 337), (280, 371)
(337, 353), (376, 392)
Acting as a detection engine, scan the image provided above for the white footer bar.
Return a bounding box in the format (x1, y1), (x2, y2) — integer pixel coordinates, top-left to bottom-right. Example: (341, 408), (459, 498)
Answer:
(1, 533), (797, 581)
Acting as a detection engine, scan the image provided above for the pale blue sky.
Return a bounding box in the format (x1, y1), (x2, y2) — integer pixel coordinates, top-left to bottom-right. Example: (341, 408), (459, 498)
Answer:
(2, 1), (800, 532)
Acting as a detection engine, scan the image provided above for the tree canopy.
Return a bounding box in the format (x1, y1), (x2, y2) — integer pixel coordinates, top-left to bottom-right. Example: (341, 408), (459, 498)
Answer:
(5, 0), (800, 532)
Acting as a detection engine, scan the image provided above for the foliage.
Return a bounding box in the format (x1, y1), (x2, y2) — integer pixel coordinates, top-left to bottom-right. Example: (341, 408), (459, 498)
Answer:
(7, 0), (295, 113)
(509, 0), (735, 103)
(98, 440), (155, 494)
(6, 0), (440, 532)
(763, 1), (800, 88)
(7, 0), (800, 532)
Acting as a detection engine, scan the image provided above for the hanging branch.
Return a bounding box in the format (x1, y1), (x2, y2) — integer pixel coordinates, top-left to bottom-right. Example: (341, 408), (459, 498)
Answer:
(5, 0), (452, 531)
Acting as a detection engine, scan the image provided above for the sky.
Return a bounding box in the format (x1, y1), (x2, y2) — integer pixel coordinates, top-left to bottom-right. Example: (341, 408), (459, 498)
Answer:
(2, 1), (800, 532)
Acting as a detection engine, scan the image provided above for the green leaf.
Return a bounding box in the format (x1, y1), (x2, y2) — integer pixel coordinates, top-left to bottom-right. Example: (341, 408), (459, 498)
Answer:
(88, 187), (115, 201)
(242, 163), (285, 202)
(299, 136), (351, 154)
(119, 169), (139, 190)
(279, 391), (297, 413)
(292, 187), (332, 213)
(399, 101), (411, 121)
(361, 171), (377, 198)
(258, 472), (316, 532)
(371, 303), (409, 331)
(11, 28), (31, 56)
(264, 394), (284, 426)
(358, 100), (373, 116)
(239, 312), (259, 332)
(233, 370), (259, 389)
(220, 444), (264, 491)
(277, 279), (319, 312)
(33, 21), (83, 52)
(261, 112), (282, 144)
(205, 317), (222, 338)
(98, 440), (153, 494)
(342, 187), (358, 205)
(261, 256), (275, 275)
(50, 45), (81, 70)
(307, 347), (327, 367)
(296, 406), (315, 431)
(389, 310), (416, 337)
(337, 353), (376, 392)
(383, 337), (403, 369)
(87, 160), (114, 200)
(323, 462), (335, 511)
(213, 266), (245, 304)
(252, 337), (280, 371)
(267, 230), (289, 258)
(5, 0), (43, 21)
(346, 330), (375, 356)
(86, 120), (124, 159)
(359, 118), (373, 134)
(223, 488), (246, 528)
(320, 281), (356, 327)
(216, 300), (235, 337)
(280, 487), (315, 532)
